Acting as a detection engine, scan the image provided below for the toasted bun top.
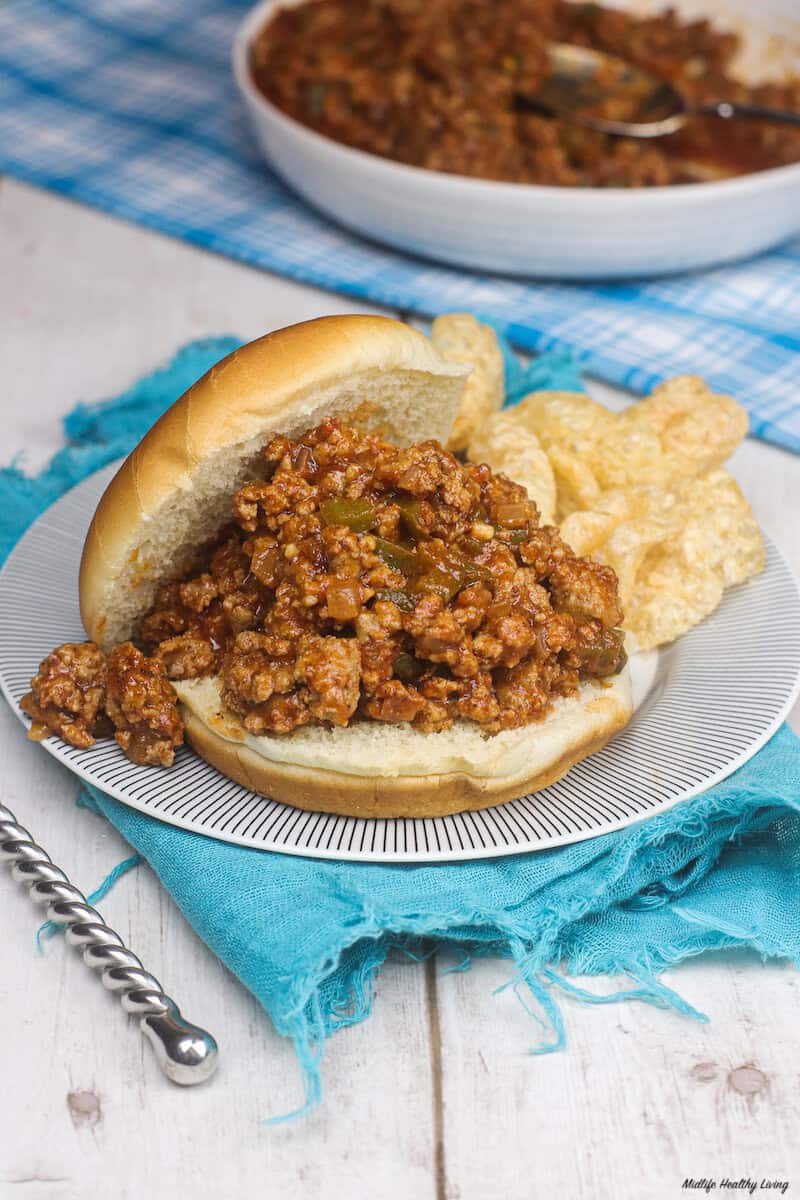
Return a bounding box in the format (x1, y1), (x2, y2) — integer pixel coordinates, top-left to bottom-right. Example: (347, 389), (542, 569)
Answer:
(80, 315), (468, 649)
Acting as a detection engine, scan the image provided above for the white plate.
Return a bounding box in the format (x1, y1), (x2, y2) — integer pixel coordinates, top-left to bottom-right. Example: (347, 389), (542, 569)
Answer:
(2, 463), (800, 862)
(233, 0), (800, 279)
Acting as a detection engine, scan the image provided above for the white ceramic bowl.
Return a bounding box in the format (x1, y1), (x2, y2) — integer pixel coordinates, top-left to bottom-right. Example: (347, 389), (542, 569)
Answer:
(233, 0), (800, 279)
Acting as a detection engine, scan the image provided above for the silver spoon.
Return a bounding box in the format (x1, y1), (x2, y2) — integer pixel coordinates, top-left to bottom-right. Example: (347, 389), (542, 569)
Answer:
(525, 42), (800, 137)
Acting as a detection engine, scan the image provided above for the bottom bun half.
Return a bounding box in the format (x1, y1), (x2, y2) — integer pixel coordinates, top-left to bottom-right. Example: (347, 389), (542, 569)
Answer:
(174, 668), (633, 819)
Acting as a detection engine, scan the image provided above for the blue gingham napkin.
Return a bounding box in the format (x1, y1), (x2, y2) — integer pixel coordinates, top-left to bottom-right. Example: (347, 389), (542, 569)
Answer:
(0, 0), (799, 455)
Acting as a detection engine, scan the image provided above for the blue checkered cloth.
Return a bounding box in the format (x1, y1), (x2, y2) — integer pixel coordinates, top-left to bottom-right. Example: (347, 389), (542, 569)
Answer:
(1, 0), (799, 455)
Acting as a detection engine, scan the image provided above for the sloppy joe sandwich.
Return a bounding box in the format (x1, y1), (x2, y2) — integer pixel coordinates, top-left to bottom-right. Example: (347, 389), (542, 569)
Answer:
(21, 315), (632, 818)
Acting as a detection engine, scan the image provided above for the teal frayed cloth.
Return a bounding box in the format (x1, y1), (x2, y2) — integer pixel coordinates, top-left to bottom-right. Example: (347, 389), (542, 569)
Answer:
(3, 336), (799, 1119)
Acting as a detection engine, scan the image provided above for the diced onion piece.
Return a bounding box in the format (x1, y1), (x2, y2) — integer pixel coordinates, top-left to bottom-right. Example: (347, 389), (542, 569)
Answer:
(495, 502), (530, 529)
(326, 578), (362, 621)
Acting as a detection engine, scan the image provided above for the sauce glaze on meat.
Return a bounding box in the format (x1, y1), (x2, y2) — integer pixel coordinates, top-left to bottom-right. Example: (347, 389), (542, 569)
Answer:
(23, 419), (627, 764)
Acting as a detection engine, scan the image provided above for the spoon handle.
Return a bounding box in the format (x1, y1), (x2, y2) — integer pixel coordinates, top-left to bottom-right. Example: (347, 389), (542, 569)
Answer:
(0, 801), (219, 1086)
(700, 100), (800, 128)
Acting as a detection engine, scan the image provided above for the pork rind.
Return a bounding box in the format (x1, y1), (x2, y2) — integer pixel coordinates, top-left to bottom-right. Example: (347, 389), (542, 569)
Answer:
(627, 472), (765, 649)
(628, 375), (749, 478)
(476, 374), (764, 651)
(512, 375), (750, 518)
(560, 471), (764, 649)
(432, 313), (505, 453)
(468, 411), (557, 525)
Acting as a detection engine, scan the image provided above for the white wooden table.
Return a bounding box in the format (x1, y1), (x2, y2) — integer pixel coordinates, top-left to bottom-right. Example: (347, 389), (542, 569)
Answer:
(2, 178), (799, 1200)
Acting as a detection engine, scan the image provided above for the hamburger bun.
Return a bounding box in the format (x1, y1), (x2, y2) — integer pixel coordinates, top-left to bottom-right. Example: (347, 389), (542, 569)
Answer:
(79, 314), (632, 819)
(174, 672), (631, 819)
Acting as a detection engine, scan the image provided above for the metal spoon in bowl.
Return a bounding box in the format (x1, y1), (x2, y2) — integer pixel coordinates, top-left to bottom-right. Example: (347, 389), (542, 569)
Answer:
(522, 42), (800, 137)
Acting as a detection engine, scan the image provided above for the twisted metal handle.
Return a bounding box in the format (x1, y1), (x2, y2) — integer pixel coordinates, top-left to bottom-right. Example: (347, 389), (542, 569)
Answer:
(0, 802), (218, 1085)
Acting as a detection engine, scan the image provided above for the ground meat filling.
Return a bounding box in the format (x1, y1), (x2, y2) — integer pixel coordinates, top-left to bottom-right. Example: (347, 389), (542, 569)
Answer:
(22, 641), (183, 767)
(21, 642), (110, 749)
(105, 643), (184, 767)
(22, 418), (626, 762)
(145, 419), (626, 736)
(251, 0), (800, 188)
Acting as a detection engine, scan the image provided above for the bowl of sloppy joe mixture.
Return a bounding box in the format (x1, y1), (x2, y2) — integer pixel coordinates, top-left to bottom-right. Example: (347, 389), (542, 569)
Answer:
(232, 0), (800, 278)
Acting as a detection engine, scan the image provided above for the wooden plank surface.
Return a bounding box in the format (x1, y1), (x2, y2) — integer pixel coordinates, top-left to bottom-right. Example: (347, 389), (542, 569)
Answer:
(1, 178), (798, 1200)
